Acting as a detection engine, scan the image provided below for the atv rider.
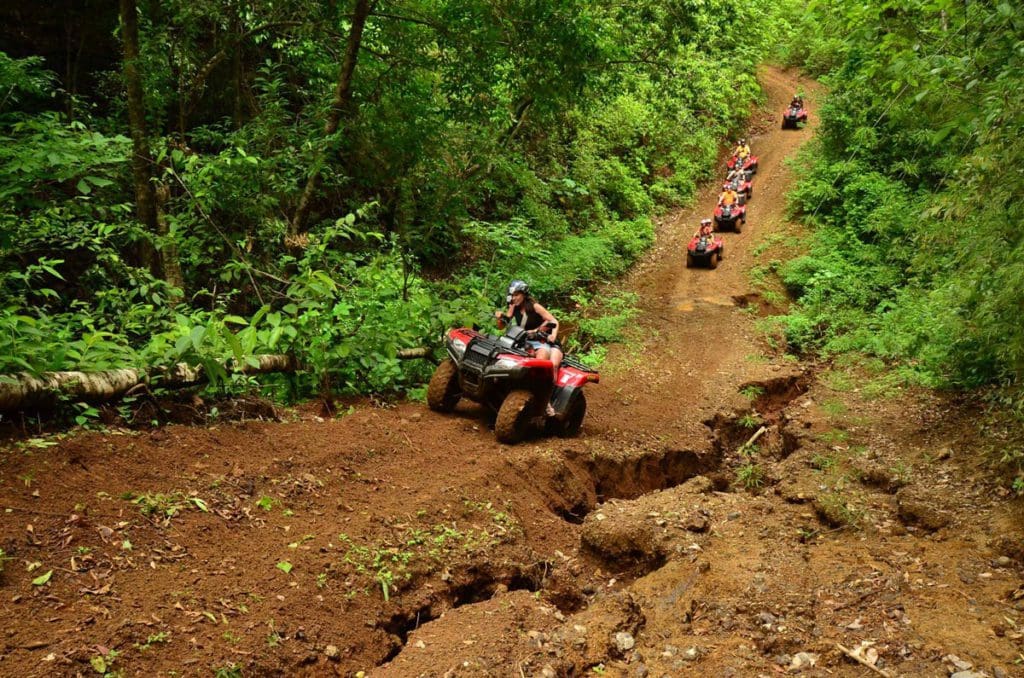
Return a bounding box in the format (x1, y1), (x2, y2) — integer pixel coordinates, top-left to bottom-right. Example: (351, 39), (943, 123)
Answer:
(726, 166), (747, 183)
(733, 138), (751, 161)
(495, 280), (563, 415)
(719, 186), (739, 207)
(790, 94), (804, 109)
(694, 218), (715, 240)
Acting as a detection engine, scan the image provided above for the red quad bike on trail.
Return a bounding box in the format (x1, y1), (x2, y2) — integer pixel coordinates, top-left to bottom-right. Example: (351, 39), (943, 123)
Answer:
(427, 323), (599, 444)
(714, 199), (747, 233)
(782, 104), (808, 129)
(686, 233), (724, 269)
(723, 172), (754, 200)
(726, 153), (758, 174)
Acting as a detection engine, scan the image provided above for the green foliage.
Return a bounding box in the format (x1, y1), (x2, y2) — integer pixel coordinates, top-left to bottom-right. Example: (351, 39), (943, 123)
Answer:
(780, 0), (1024, 400)
(736, 462), (764, 489)
(0, 0), (800, 404)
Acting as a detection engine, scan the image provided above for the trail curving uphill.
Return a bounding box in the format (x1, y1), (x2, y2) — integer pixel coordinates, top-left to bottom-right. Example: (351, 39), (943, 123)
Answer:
(2, 68), (1019, 677)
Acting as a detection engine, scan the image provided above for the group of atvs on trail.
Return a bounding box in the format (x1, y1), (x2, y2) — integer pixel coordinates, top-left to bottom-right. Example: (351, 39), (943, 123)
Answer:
(686, 94), (807, 269)
(428, 96), (808, 443)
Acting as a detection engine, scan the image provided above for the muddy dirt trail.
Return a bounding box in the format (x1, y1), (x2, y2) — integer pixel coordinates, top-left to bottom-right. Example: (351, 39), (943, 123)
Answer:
(3, 66), (1024, 678)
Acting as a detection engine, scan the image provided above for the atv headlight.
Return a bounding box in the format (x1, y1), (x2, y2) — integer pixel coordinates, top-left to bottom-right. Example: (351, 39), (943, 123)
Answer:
(449, 338), (467, 359)
(494, 358), (519, 370)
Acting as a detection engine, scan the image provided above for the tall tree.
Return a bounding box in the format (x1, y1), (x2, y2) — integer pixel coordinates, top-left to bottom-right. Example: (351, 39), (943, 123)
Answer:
(289, 0), (375, 237)
(118, 0), (184, 293)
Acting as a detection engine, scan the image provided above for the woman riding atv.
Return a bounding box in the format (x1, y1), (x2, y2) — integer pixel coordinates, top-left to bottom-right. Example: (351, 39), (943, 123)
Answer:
(495, 280), (563, 415)
(694, 218), (715, 239)
(719, 186), (739, 206)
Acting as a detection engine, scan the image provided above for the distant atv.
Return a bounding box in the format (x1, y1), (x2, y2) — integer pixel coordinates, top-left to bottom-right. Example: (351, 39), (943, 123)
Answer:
(714, 200), (746, 232)
(427, 324), (599, 444)
(723, 172), (753, 200)
(726, 153), (758, 174)
(782, 104), (808, 129)
(686, 234), (724, 269)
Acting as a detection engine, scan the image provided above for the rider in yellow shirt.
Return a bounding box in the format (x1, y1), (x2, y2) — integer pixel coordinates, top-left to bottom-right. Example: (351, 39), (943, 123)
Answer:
(733, 138), (751, 160)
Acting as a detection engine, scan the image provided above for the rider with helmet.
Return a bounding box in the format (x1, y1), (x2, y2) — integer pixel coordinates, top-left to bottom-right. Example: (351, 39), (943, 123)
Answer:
(790, 94), (804, 109)
(733, 139), (751, 160)
(719, 185), (739, 207)
(495, 280), (563, 414)
(694, 218), (715, 239)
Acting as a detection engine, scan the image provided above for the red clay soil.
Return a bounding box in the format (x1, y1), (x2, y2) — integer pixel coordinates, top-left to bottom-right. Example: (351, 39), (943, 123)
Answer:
(3, 66), (1024, 678)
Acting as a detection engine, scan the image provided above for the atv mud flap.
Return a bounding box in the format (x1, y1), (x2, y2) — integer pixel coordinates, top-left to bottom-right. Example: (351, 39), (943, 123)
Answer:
(550, 385), (579, 418)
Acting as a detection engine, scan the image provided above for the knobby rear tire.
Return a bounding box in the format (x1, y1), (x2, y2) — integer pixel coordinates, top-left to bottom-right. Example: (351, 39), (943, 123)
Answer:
(557, 392), (587, 438)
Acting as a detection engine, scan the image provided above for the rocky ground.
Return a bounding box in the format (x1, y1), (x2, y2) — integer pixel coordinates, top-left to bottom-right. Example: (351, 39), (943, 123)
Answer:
(2, 66), (1023, 678)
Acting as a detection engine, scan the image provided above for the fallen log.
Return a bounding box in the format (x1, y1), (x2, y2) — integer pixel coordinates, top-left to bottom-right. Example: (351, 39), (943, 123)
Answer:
(0, 355), (296, 413)
(396, 347), (432, 360)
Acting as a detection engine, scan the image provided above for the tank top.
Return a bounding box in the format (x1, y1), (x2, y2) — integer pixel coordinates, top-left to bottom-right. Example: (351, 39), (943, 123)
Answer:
(512, 301), (545, 331)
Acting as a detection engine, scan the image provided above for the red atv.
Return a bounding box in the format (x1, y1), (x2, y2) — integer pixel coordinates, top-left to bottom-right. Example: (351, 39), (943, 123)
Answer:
(782, 104), (808, 129)
(726, 154), (758, 174)
(686, 234), (724, 269)
(714, 200), (746, 232)
(427, 323), (599, 443)
(722, 171), (754, 200)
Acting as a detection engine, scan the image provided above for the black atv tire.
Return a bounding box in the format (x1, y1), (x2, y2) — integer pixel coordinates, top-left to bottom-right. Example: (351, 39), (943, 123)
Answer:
(747, 185), (753, 199)
(718, 245), (724, 260)
(709, 252), (719, 269)
(734, 218), (744, 234)
(686, 253), (694, 268)
(554, 392), (587, 438)
(495, 390), (535, 444)
(426, 359), (461, 413)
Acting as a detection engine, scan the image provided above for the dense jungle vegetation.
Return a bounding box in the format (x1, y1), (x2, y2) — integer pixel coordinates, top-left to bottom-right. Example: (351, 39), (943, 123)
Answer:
(779, 0), (1024, 407)
(1, 0), (792, 402)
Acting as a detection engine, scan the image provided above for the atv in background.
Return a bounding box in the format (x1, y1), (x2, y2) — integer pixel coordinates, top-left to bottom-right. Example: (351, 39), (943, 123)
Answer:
(782, 104), (808, 129)
(714, 200), (746, 233)
(723, 171), (754, 200)
(427, 323), (599, 444)
(686, 233), (724, 269)
(726, 153), (758, 174)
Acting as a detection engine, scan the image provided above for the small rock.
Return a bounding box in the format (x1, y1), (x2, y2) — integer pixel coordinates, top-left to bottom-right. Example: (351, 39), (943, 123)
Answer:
(681, 647), (700, 661)
(943, 655), (973, 672)
(727, 511), (741, 521)
(633, 663), (649, 678)
(757, 611), (776, 626)
(413, 640), (426, 649)
(614, 631), (636, 653)
(541, 666), (557, 678)
(685, 514), (709, 532)
(773, 654), (792, 667)
(789, 652), (818, 671)
(995, 556), (1012, 567)
(994, 667), (1007, 678)
(951, 672), (987, 678)
(935, 446), (953, 461)
(324, 645), (340, 661)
